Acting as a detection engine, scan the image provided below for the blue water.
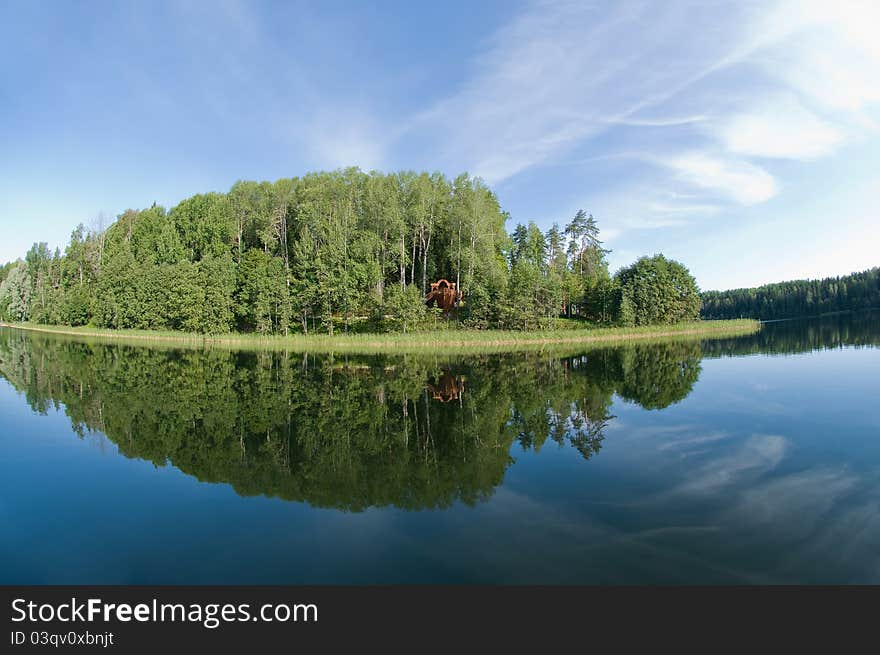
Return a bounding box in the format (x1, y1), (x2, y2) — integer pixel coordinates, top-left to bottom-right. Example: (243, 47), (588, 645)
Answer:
(1, 313), (878, 583)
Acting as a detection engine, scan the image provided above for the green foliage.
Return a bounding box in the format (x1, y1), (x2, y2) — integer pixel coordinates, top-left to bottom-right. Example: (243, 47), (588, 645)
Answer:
(22, 243), (61, 324)
(616, 285), (636, 327)
(94, 241), (140, 328)
(0, 263), (31, 321)
(199, 253), (236, 333)
(614, 342), (702, 409)
(382, 284), (431, 333)
(614, 255), (701, 325)
(171, 193), (235, 260)
(0, 261), (17, 287)
(236, 249), (287, 334)
(460, 282), (500, 329)
(151, 262), (204, 331)
(581, 274), (617, 323)
(60, 285), (92, 326)
(701, 267), (880, 320)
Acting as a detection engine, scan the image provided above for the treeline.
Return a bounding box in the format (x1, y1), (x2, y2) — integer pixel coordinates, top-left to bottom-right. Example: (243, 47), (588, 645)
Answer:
(701, 267), (879, 320)
(700, 311), (880, 357)
(0, 169), (702, 334)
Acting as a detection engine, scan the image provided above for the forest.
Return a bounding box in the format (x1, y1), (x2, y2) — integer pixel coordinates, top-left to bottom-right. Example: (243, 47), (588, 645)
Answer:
(701, 267), (879, 320)
(0, 169), (702, 334)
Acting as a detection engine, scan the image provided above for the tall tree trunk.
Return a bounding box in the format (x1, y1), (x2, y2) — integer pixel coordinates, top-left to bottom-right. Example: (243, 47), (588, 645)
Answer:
(456, 220), (462, 301)
(380, 230), (388, 301)
(422, 231), (431, 295)
(421, 200), (435, 295)
(237, 211), (245, 264)
(400, 233), (406, 289)
(411, 232), (417, 285)
(279, 207), (290, 336)
(468, 231), (475, 297)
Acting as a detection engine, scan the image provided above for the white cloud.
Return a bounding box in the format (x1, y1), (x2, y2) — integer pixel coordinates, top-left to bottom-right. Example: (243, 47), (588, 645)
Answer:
(664, 153), (778, 205)
(755, 0), (880, 112)
(719, 98), (845, 160)
(604, 115), (708, 128)
(400, 0), (880, 237)
(572, 180), (725, 248)
(404, 1), (760, 184)
(673, 434), (788, 496)
(730, 468), (857, 539)
(657, 431), (733, 452)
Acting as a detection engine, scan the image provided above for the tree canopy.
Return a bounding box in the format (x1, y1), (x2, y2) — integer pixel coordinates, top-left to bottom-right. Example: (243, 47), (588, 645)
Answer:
(614, 255), (702, 325)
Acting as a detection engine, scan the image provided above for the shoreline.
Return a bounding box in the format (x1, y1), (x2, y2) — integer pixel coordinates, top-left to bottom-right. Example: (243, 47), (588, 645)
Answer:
(0, 319), (760, 354)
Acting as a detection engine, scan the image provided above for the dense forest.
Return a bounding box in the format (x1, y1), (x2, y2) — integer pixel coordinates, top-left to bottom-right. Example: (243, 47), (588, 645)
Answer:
(701, 267), (879, 320)
(0, 169), (702, 334)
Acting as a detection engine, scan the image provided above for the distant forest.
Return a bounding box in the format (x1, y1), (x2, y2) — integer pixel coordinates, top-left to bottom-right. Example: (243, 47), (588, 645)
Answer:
(0, 169), (701, 334)
(701, 267), (880, 320)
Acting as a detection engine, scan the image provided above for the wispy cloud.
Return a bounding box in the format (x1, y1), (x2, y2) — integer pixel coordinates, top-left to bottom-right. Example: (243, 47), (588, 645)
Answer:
(663, 153), (778, 205)
(406, 1), (746, 184)
(604, 115), (708, 128)
(718, 97), (845, 160)
(583, 183), (723, 238)
(671, 434), (788, 497)
(729, 467), (858, 539)
(397, 0), (880, 239)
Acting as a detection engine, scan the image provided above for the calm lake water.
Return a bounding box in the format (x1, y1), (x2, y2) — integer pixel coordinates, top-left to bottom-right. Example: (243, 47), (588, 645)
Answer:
(2, 313), (878, 584)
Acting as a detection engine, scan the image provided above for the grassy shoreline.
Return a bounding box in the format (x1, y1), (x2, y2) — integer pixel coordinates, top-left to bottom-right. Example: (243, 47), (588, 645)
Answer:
(0, 319), (760, 354)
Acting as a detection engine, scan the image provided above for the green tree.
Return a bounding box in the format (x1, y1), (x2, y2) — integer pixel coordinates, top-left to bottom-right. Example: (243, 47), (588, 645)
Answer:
(199, 253), (236, 333)
(236, 248), (287, 334)
(382, 284), (430, 333)
(0, 263), (31, 321)
(614, 255), (701, 325)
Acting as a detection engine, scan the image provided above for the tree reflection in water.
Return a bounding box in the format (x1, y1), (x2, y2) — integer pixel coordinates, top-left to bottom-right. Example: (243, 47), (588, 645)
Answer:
(0, 330), (714, 510)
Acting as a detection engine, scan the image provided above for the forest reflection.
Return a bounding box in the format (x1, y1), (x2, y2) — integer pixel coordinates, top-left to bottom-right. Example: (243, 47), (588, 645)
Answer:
(1, 312), (874, 511)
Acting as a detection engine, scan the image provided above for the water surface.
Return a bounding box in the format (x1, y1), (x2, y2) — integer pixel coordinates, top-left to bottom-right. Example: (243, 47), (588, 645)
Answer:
(1, 313), (878, 583)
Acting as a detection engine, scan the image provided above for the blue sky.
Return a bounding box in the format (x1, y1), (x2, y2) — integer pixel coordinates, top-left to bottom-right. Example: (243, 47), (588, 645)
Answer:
(1, 0), (877, 290)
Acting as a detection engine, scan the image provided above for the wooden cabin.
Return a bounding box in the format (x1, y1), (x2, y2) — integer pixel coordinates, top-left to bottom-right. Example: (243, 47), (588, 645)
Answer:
(425, 279), (461, 313)
(427, 371), (465, 403)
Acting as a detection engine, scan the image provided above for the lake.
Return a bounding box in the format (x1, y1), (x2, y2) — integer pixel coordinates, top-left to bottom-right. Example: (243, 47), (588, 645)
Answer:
(1, 312), (878, 584)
